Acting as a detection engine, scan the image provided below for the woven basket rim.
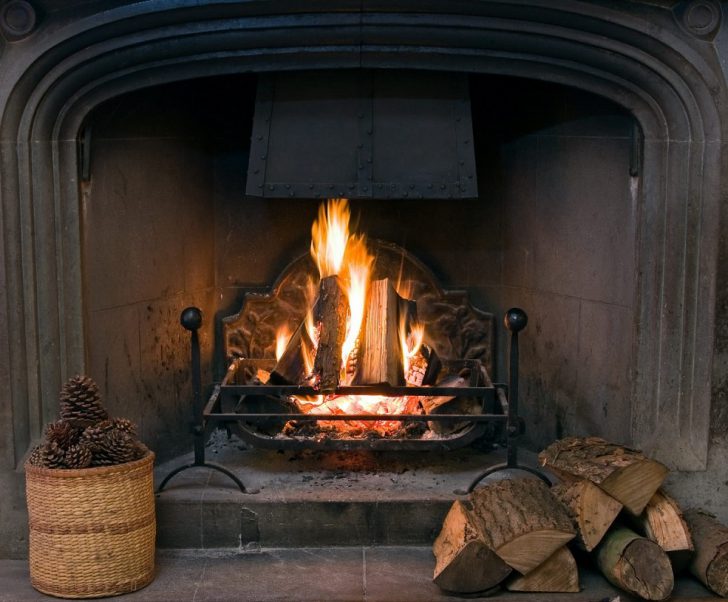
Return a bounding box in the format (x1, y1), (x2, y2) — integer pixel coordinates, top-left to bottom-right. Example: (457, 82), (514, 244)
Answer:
(24, 448), (154, 478)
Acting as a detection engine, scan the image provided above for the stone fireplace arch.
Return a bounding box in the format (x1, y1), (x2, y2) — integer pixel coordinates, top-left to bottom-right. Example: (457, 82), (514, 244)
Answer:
(0, 0), (724, 475)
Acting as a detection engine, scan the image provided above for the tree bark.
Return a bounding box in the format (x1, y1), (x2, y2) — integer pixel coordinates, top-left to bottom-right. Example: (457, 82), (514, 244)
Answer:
(469, 477), (576, 575)
(313, 275), (347, 393)
(539, 436), (668, 515)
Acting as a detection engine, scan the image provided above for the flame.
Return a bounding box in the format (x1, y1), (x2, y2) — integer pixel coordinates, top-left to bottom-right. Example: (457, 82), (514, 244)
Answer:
(340, 234), (373, 374)
(310, 198), (350, 278)
(400, 321), (425, 375)
(275, 325), (292, 362)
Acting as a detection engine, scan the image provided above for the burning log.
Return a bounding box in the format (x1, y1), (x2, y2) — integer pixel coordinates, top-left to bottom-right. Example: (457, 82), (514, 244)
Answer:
(539, 437), (668, 515)
(271, 322), (314, 385)
(405, 345), (441, 387)
(433, 477), (575, 593)
(683, 509), (728, 596)
(353, 278), (404, 386)
(595, 527), (674, 601)
(505, 546), (580, 593)
(550, 479), (623, 552)
(313, 275), (348, 393)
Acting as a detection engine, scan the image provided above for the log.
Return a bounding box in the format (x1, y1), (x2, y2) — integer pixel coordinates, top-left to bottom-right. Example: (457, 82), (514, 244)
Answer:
(433, 500), (512, 593)
(270, 321), (314, 385)
(421, 372), (480, 435)
(469, 477), (576, 575)
(505, 546), (580, 593)
(551, 479), (623, 551)
(683, 509), (728, 596)
(405, 345), (441, 387)
(313, 275), (348, 393)
(633, 489), (693, 570)
(595, 527), (673, 601)
(539, 436), (668, 515)
(353, 278), (404, 386)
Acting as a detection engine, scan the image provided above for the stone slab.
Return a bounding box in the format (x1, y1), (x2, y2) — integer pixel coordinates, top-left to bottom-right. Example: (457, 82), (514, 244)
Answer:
(0, 548), (719, 601)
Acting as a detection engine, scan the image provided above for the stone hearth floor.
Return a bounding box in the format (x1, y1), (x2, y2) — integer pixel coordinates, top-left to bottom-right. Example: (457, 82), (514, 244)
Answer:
(0, 547), (720, 601)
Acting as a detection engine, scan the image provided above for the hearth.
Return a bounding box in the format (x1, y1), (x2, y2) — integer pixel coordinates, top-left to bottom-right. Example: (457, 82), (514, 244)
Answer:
(157, 199), (549, 493)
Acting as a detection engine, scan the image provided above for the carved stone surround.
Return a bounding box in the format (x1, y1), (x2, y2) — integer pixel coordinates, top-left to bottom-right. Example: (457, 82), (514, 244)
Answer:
(0, 0), (725, 473)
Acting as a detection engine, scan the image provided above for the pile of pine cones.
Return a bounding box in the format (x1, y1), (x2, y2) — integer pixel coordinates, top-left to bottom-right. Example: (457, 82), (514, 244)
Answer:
(28, 375), (147, 469)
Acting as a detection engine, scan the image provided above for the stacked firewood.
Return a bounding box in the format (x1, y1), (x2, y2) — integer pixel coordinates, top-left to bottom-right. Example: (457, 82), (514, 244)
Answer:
(433, 436), (728, 599)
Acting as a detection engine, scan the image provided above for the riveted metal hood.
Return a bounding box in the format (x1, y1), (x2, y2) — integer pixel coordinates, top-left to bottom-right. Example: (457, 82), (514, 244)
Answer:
(246, 70), (478, 200)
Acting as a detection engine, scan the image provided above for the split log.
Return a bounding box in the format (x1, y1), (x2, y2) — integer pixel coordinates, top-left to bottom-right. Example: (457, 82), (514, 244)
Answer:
(505, 546), (580, 593)
(595, 527), (673, 601)
(632, 489), (693, 572)
(683, 509), (728, 596)
(539, 437), (668, 515)
(354, 278), (403, 386)
(551, 479), (623, 551)
(313, 275), (348, 393)
(433, 500), (512, 593)
(433, 478), (575, 593)
(420, 372), (479, 435)
(270, 322), (314, 385)
(470, 477), (576, 574)
(405, 345), (441, 387)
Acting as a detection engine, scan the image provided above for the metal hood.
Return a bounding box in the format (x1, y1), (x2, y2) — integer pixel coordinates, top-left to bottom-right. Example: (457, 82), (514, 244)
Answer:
(246, 69), (478, 200)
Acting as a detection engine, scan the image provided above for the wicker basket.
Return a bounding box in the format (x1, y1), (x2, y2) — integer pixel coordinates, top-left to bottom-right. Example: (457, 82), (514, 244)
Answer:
(25, 451), (156, 599)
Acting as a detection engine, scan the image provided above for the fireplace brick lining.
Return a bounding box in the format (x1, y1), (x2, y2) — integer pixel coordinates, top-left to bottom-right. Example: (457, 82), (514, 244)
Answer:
(0, 1), (724, 478)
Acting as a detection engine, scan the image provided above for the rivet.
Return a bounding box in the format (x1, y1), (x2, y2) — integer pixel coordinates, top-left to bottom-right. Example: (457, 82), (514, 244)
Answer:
(440, 184), (446, 190)
(309, 184), (315, 190)
(363, 186), (368, 192)
(409, 184), (415, 189)
(285, 184), (291, 190)
(403, 191), (408, 197)
(357, 143), (364, 149)
(261, 155), (266, 160)
(349, 184), (355, 190)
(367, 158), (372, 164)
(268, 185), (275, 191)
(329, 184), (334, 189)
(289, 191), (295, 197)
(367, 129), (372, 135)
(427, 184), (434, 189)
(468, 174), (474, 179)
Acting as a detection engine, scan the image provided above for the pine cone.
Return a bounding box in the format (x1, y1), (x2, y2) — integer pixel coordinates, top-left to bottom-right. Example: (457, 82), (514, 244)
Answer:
(64, 442), (92, 469)
(43, 441), (67, 469)
(44, 420), (81, 449)
(110, 417), (137, 436)
(59, 375), (108, 425)
(27, 445), (47, 467)
(91, 429), (144, 466)
(80, 420), (115, 450)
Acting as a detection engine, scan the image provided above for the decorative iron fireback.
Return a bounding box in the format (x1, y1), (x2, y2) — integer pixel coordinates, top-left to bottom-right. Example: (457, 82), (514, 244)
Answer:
(246, 69), (478, 200)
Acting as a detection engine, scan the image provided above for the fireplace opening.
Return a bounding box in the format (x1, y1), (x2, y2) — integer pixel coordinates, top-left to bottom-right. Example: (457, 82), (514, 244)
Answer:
(82, 71), (636, 461)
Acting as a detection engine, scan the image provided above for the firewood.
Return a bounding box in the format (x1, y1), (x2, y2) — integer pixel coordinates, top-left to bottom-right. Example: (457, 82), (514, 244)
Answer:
(505, 546), (580, 593)
(421, 372), (480, 435)
(539, 437), (668, 515)
(632, 489), (693, 571)
(433, 478), (576, 593)
(353, 278), (403, 386)
(469, 477), (576, 575)
(683, 509), (728, 596)
(551, 479), (623, 551)
(433, 500), (512, 593)
(313, 275), (348, 393)
(595, 526), (673, 601)
(405, 345), (441, 386)
(270, 321), (314, 385)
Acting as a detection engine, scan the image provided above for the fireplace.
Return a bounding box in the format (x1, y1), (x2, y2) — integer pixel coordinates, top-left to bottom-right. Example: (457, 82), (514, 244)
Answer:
(1, 0), (727, 559)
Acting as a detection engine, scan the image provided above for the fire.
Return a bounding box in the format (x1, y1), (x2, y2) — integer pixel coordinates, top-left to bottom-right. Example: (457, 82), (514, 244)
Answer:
(278, 198), (430, 436)
(310, 198), (350, 278)
(401, 321), (425, 375)
(275, 325), (292, 362)
(340, 234), (373, 377)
